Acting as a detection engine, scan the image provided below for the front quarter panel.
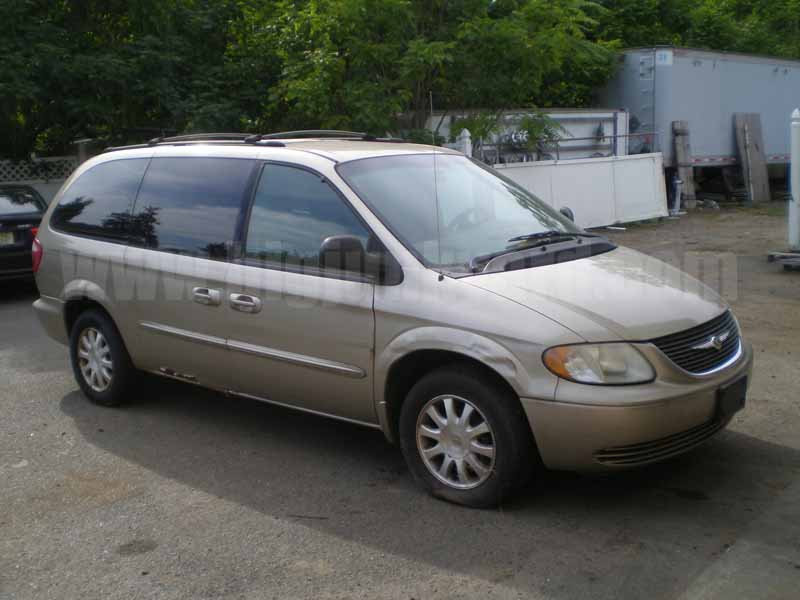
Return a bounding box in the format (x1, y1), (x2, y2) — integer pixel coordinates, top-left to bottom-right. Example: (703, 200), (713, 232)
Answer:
(373, 267), (583, 437)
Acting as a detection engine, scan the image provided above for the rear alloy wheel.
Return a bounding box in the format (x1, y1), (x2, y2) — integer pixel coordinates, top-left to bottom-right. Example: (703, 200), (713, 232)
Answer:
(399, 365), (536, 507)
(77, 327), (113, 392)
(69, 309), (136, 406)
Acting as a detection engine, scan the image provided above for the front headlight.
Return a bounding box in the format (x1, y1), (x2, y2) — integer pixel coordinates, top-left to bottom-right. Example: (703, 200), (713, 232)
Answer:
(543, 343), (655, 385)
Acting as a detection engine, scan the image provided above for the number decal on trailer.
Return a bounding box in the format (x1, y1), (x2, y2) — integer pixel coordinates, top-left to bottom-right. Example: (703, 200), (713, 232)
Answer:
(656, 50), (673, 66)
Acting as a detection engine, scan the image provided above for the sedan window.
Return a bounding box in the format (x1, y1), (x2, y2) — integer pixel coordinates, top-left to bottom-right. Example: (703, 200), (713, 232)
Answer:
(0, 189), (46, 215)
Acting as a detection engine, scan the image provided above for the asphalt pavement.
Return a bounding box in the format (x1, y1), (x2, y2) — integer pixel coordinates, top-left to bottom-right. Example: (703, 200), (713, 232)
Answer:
(2, 209), (800, 600)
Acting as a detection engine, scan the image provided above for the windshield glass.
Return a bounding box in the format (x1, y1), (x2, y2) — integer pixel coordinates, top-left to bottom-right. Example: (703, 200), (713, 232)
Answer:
(337, 154), (580, 274)
(0, 188), (46, 216)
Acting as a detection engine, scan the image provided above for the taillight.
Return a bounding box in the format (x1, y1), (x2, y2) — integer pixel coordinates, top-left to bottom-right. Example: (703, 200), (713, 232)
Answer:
(32, 237), (43, 273)
(31, 227), (38, 238)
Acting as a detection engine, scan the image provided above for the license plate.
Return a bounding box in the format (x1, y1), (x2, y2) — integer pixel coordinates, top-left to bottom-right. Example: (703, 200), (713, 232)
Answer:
(0, 232), (14, 246)
(717, 376), (747, 418)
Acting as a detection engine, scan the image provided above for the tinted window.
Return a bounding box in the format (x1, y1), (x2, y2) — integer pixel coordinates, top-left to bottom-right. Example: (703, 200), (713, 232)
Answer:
(130, 157), (254, 260)
(51, 159), (148, 241)
(0, 188), (46, 215)
(245, 164), (370, 273)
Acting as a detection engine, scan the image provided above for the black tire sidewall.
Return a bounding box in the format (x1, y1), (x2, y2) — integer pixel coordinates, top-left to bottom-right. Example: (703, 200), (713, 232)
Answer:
(69, 309), (133, 406)
(398, 365), (533, 508)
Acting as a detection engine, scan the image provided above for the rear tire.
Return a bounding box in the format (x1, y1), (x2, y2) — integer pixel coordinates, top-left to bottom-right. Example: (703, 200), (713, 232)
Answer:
(69, 309), (137, 407)
(399, 365), (535, 508)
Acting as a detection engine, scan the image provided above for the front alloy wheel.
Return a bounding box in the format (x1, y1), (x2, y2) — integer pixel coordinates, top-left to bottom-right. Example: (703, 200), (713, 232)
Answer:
(399, 365), (537, 507)
(416, 395), (496, 489)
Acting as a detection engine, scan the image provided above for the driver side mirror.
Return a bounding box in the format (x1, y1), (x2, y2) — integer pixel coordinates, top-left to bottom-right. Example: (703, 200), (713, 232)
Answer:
(318, 235), (403, 285)
(319, 235), (366, 273)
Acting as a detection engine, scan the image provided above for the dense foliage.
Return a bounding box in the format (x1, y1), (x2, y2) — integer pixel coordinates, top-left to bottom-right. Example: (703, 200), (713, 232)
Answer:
(2, 0), (798, 158)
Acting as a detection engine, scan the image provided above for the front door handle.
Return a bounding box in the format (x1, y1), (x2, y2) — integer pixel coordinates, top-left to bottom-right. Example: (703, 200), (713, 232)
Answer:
(192, 287), (221, 306)
(229, 293), (262, 314)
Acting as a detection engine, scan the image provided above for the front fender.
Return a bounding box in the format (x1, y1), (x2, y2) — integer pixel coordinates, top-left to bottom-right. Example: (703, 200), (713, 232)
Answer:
(374, 326), (552, 441)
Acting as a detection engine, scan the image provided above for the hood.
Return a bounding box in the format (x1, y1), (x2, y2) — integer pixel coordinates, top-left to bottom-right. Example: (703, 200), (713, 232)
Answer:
(463, 246), (728, 342)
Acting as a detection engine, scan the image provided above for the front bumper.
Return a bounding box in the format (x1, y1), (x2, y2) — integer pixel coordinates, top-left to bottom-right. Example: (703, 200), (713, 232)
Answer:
(521, 341), (754, 471)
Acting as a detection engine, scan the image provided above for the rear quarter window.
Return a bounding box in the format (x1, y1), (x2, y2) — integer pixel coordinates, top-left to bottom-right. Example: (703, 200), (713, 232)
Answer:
(50, 158), (149, 241)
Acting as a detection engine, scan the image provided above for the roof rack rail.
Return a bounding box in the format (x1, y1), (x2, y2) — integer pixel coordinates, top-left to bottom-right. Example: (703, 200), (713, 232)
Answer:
(103, 129), (412, 153)
(260, 130), (407, 143)
(147, 133), (251, 145)
(262, 130), (368, 140)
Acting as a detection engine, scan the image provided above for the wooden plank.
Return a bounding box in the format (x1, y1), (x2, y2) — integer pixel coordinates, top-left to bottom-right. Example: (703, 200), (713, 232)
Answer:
(672, 120), (697, 209)
(734, 113), (771, 205)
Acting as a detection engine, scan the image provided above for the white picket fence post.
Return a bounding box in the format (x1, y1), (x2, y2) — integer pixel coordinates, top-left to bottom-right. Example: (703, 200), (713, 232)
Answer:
(455, 129), (472, 157)
(790, 109), (800, 251)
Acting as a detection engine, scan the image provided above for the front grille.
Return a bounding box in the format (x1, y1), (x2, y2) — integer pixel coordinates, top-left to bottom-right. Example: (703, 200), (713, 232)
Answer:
(594, 418), (726, 466)
(651, 310), (740, 374)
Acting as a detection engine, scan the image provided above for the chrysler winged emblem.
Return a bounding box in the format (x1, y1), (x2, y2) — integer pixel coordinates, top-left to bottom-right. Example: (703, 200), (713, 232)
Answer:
(691, 330), (730, 351)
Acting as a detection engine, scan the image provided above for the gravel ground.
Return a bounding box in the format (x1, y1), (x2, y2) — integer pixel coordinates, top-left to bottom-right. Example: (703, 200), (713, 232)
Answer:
(1, 206), (799, 600)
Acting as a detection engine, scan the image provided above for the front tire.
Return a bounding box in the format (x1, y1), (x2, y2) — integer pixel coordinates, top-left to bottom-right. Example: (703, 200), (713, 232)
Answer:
(399, 365), (535, 507)
(69, 309), (136, 407)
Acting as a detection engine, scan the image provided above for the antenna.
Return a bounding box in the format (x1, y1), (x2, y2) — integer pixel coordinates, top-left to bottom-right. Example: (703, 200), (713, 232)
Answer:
(430, 92), (436, 146)
(430, 91), (443, 279)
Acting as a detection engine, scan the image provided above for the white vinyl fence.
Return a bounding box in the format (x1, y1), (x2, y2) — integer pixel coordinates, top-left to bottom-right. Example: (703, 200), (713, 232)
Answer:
(495, 152), (668, 229)
(0, 156), (77, 204)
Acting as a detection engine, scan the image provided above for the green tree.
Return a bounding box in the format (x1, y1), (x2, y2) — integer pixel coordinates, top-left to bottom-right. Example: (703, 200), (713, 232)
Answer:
(0, 0), (646, 159)
(258, 0), (616, 132)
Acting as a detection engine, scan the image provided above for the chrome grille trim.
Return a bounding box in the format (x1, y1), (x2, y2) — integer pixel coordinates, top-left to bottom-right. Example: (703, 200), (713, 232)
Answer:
(650, 311), (740, 374)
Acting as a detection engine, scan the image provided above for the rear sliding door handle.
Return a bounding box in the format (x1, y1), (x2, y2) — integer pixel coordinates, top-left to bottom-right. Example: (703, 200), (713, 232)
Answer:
(192, 287), (221, 306)
(229, 293), (262, 314)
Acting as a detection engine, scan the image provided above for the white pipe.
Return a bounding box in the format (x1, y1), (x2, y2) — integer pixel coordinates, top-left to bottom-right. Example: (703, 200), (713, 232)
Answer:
(791, 109), (800, 251)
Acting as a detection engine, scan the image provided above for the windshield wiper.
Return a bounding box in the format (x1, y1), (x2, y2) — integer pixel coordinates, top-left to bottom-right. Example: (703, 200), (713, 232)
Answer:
(506, 230), (601, 243)
(469, 231), (605, 273)
(469, 239), (553, 272)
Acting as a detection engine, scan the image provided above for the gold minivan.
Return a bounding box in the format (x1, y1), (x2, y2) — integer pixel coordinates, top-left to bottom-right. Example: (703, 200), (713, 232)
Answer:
(33, 132), (752, 507)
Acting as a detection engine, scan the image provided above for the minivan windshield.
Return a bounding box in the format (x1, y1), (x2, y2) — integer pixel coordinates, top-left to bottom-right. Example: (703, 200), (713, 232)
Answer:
(337, 154), (582, 275)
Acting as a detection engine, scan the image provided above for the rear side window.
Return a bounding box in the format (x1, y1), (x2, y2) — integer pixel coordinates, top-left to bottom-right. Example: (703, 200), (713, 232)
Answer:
(51, 159), (148, 241)
(0, 188), (46, 215)
(129, 157), (254, 260)
(245, 164), (370, 273)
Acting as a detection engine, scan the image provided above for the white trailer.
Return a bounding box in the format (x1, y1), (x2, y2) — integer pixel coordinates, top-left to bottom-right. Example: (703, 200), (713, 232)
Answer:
(600, 46), (800, 168)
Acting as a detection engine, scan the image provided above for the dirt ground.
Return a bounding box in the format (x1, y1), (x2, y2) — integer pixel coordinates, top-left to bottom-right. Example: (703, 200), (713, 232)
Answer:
(607, 205), (800, 451)
(1, 204), (799, 600)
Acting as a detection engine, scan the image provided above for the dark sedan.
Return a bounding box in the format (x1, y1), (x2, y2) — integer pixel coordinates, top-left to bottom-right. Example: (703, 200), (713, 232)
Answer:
(0, 185), (47, 282)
